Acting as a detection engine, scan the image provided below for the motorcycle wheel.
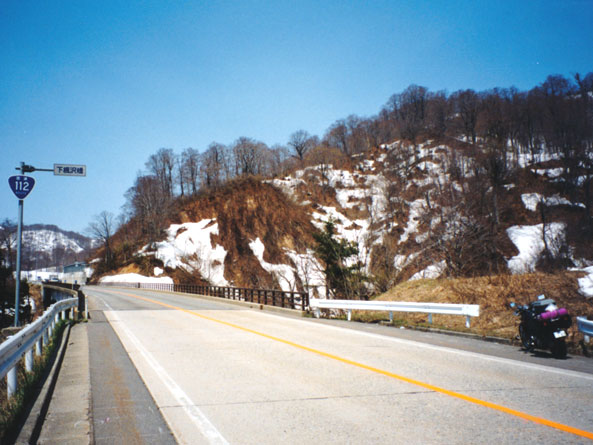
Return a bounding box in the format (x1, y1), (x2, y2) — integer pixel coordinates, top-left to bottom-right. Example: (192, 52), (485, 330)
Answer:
(519, 323), (533, 350)
(551, 339), (567, 359)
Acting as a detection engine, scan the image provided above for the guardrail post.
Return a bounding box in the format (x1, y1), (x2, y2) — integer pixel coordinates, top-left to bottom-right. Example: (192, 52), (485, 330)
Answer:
(428, 314), (433, 325)
(7, 367), (17, 398)
(466, 315), (471, 328)
(78, 289), (87, 320)
(389, 311), (393, 323)
(347, 310), (352, 321)
(36, 338), (42, 356)
(25, 348), (34, 372)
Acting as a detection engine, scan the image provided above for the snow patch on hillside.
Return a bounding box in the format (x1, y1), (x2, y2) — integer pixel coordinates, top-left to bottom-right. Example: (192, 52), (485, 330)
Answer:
(399, 199), (427, 244)
(140, 219), (229, 286)
(265, 177), (305, 201)
(517, 151), (561, 168)
(249, 238), (327, 297)
(285, 249), (326, 298)
(249, 238), (296, 292)
(506, 223), (566, 273)
(534, 168), (563, 178)
(409, 261), (446, 281)
(99, 273), (173, 284)
(576, 266), (593, 298)
(410, 260), (447, 281)
(521, 193), (585, 212)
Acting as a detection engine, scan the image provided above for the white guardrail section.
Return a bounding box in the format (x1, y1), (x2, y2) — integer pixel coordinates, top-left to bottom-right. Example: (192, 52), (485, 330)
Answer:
(0, 297), (78, 398)
(310, 299), (480, 328)
(577, 316), (593, 343)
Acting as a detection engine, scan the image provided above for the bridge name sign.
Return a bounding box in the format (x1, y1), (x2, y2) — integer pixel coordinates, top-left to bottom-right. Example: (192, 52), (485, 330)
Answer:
(54, 164), (86, 176)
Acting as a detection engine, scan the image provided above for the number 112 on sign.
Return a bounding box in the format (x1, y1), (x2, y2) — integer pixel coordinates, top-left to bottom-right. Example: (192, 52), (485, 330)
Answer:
(8, 175), (36, 200)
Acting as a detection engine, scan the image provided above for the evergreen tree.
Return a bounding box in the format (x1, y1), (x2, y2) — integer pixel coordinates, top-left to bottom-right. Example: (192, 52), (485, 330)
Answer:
(313, 220), (366, 298)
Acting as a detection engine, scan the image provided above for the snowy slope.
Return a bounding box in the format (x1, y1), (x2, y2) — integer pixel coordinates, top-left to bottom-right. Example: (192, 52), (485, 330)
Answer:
(104, 139), (592, 298)
(21, 228), (88, 254)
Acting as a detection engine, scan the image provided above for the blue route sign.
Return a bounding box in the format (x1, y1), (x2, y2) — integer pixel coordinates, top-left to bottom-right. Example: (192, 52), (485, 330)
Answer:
(8, 175), (36, 200)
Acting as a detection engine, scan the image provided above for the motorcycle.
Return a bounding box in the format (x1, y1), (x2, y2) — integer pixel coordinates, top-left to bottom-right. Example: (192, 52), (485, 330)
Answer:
(510, 295), (572, 359)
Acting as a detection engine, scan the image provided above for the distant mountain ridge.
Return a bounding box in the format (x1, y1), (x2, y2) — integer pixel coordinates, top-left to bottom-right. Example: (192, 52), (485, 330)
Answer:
(0, 222), (95, 270)
(24, 224), (93, 247)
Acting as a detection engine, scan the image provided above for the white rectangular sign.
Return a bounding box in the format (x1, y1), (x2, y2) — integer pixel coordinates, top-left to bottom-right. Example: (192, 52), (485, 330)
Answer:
(54, 164), (86, 176)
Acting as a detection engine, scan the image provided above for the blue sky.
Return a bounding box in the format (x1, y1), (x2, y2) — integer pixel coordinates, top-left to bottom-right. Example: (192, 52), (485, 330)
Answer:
(1, 0), (592, 234)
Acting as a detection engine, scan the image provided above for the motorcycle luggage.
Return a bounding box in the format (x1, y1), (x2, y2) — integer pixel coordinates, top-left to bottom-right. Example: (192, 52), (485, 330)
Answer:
(538, 307), (568, 321)
(529, 298), (556, 314)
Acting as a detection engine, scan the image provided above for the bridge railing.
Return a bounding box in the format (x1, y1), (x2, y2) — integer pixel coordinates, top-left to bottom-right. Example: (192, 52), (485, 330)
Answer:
(99, 282), (310, 311)
(310, 298), (480, 328)
(0, 297), (78, 399)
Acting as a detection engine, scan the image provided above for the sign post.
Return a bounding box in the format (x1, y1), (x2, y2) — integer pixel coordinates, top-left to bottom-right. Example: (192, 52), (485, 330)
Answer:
(8, 162), (85, 326)
(8, 171), (36, 327)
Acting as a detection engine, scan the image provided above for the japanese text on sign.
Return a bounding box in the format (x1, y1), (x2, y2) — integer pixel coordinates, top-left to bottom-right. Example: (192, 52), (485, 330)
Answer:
(53, 164), (86, 176)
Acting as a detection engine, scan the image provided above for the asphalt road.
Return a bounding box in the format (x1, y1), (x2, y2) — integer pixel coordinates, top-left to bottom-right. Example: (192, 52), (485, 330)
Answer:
(84, 286), (593, 444)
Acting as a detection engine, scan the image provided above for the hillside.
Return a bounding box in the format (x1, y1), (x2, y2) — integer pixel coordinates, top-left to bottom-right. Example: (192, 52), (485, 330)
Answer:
(95, 138), (593, 299)
(102, 177), (325, 293)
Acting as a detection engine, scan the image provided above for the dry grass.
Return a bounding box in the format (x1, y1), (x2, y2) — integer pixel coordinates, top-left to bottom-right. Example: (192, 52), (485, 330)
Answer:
(28, 285), (44, 320)
(352, 272), (592, 350)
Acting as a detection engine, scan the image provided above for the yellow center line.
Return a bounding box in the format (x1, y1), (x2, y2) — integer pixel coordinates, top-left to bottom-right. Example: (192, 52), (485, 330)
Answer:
(106, 289), (593, 441)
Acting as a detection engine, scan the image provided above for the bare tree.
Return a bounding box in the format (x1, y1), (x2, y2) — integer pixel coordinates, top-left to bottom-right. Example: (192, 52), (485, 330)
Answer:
(125, 174), (170, 243)
(269, 144), (292, 176)
(0, 219), (16, 270)
(288, 130), (317, 160)
(180, 147), (200, 194)
(451, 89), (480, 143)
(324, 119), (350, 155)
(397, 84), (429, 142)
(425, 90), (449, 138)
(232, 137), (269, 176)
(200, 142), (229, 189)
(87, 211), (117, 268)
(146, 148), (176, 198)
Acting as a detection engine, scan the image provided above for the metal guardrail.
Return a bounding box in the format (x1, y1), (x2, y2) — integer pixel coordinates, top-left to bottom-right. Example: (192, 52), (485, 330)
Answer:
(0, 298), (78, 398)
(99, 282), (310, 310)
(43, 282), (87, 319)
(310, 299), (480, 328)
(577, 317), (593, 343)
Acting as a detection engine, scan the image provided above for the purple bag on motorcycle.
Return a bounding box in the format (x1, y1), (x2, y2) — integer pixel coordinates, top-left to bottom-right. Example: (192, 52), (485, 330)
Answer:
(538, 308), (568, 320)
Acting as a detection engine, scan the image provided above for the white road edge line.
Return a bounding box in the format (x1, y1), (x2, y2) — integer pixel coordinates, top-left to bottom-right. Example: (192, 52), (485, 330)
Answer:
(97, 298), (229, 445)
